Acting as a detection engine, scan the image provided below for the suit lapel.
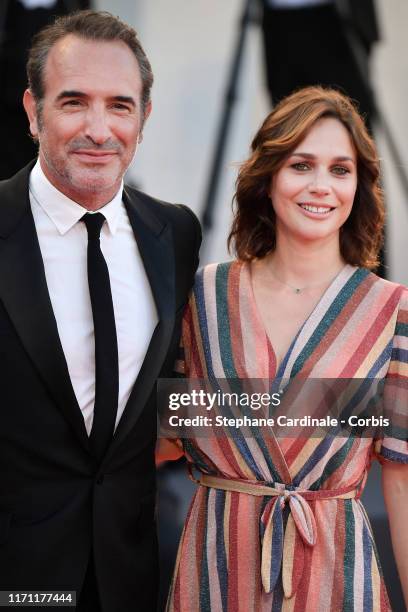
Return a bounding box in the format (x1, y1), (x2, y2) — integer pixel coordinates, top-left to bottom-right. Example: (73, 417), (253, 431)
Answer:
(0, 164), (90, 452)
(106, 188), (176, 458)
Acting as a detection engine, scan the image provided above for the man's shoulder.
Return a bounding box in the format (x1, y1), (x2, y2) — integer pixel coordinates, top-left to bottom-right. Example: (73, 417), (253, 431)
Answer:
(124, 185), (202, 277)
(124, 184), (199, 227)
(0, 163), (32, 192)
(124, 185), (201, 236)
(0, 163), (33, 237)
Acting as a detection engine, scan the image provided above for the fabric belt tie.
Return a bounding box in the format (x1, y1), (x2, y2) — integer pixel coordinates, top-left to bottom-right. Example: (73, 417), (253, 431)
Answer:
(199, 473), (360, 598)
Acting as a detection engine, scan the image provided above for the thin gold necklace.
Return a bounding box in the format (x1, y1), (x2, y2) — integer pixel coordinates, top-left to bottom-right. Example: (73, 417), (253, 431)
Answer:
(268, 267), (343, 294)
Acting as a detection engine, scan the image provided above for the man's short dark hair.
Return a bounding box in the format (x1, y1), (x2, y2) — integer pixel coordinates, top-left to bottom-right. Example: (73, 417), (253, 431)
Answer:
(27, 10), (153, 116)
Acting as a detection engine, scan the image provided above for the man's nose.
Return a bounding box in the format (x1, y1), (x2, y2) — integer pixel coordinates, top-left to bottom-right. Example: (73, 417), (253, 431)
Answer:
(83, 107), (111, 145)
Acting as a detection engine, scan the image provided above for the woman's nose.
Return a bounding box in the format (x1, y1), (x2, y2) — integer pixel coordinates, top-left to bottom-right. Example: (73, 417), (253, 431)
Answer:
(307, 170), (331, 195)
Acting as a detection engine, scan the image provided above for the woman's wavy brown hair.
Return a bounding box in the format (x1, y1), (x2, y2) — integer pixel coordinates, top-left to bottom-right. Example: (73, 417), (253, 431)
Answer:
(228, 86), (384, 269)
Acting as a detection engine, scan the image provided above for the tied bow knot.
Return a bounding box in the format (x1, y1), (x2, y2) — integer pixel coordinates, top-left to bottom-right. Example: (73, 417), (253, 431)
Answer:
(260, 489), (317, 597)
(198, 472), (361, 600)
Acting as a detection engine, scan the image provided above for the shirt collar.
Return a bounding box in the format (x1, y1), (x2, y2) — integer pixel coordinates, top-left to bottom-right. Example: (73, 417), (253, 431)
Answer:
(29, 159), (123, 236)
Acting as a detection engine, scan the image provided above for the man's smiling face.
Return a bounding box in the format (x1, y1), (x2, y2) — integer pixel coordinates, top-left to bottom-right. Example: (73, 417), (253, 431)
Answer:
(24, 34), (151, 209)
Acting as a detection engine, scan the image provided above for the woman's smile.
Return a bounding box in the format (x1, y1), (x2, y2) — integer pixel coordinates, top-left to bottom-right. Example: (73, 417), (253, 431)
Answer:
(269, 116), (357, 244)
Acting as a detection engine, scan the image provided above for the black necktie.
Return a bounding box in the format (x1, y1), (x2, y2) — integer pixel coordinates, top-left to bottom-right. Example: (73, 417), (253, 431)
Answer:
(82, 213), (118, 461)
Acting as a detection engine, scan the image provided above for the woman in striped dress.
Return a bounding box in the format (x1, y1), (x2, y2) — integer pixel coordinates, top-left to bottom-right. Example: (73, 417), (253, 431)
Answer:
(160, 87), (408, 611)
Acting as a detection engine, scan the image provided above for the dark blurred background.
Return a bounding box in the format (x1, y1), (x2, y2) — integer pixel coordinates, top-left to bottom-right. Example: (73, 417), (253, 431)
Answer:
(0, 1), (90, 179)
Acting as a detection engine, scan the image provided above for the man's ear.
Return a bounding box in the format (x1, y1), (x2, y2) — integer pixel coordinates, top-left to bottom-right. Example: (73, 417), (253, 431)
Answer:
(139, 101), (152, 143)
(143, 100), (152, 125)
(23, 89), (40, 138)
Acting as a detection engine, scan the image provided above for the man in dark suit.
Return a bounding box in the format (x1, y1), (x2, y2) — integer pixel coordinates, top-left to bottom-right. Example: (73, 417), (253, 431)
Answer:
(0, 10), (200, 612)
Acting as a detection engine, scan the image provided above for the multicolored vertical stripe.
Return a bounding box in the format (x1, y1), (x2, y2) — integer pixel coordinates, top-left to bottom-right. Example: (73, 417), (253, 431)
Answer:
(167, 262), (408, 611)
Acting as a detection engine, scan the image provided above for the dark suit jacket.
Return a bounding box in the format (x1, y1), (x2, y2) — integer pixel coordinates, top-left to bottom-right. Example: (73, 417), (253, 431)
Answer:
(0, 162), (201, 611)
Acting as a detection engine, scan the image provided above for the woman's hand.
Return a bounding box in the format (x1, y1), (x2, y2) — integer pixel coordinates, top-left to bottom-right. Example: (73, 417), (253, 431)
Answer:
(155, 439), (183, 466)
(382, 460), (408, 606)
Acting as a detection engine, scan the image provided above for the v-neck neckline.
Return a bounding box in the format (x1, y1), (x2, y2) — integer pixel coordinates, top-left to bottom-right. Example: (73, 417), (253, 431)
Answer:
(243, 261), (352, 377)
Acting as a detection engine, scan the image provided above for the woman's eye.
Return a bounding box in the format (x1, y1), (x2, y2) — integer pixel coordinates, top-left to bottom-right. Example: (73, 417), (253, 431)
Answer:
(291, 162), (310, 171)
(331, 166), (350, 176)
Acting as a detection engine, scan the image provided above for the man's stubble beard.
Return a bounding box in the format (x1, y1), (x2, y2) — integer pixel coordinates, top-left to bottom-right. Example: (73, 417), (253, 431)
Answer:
(35, 102), (139, 199)
(41, 145), (115, 196)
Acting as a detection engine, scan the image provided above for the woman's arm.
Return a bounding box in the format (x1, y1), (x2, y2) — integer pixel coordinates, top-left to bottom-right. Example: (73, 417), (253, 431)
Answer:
(382, 461), (408, 605)
(155, 439), (183, 466)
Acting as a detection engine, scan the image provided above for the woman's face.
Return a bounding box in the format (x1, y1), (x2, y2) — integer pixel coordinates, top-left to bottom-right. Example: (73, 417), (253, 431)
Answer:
(269, 117), (358, 246)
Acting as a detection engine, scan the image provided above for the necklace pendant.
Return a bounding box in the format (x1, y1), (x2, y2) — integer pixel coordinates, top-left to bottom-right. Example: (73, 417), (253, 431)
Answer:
(294, 288), (301, 294)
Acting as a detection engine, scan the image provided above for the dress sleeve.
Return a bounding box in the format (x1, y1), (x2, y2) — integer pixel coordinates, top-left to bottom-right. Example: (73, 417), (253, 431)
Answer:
(375, 287), (408, 464)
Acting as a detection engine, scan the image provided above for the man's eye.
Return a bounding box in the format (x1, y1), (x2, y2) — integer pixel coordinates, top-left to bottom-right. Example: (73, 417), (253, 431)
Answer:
(291, 162), (310, 171)
(332, 166), (350, 175)
(112, 103), (130, 111)
(63, 100), (82, 107)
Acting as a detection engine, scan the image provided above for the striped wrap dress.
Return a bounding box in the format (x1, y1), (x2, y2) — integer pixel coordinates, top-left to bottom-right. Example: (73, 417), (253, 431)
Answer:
(166, 261), (408, 612)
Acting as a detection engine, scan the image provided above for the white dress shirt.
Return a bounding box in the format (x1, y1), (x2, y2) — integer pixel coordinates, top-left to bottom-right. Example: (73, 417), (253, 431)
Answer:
(29, 161), (158, 435)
